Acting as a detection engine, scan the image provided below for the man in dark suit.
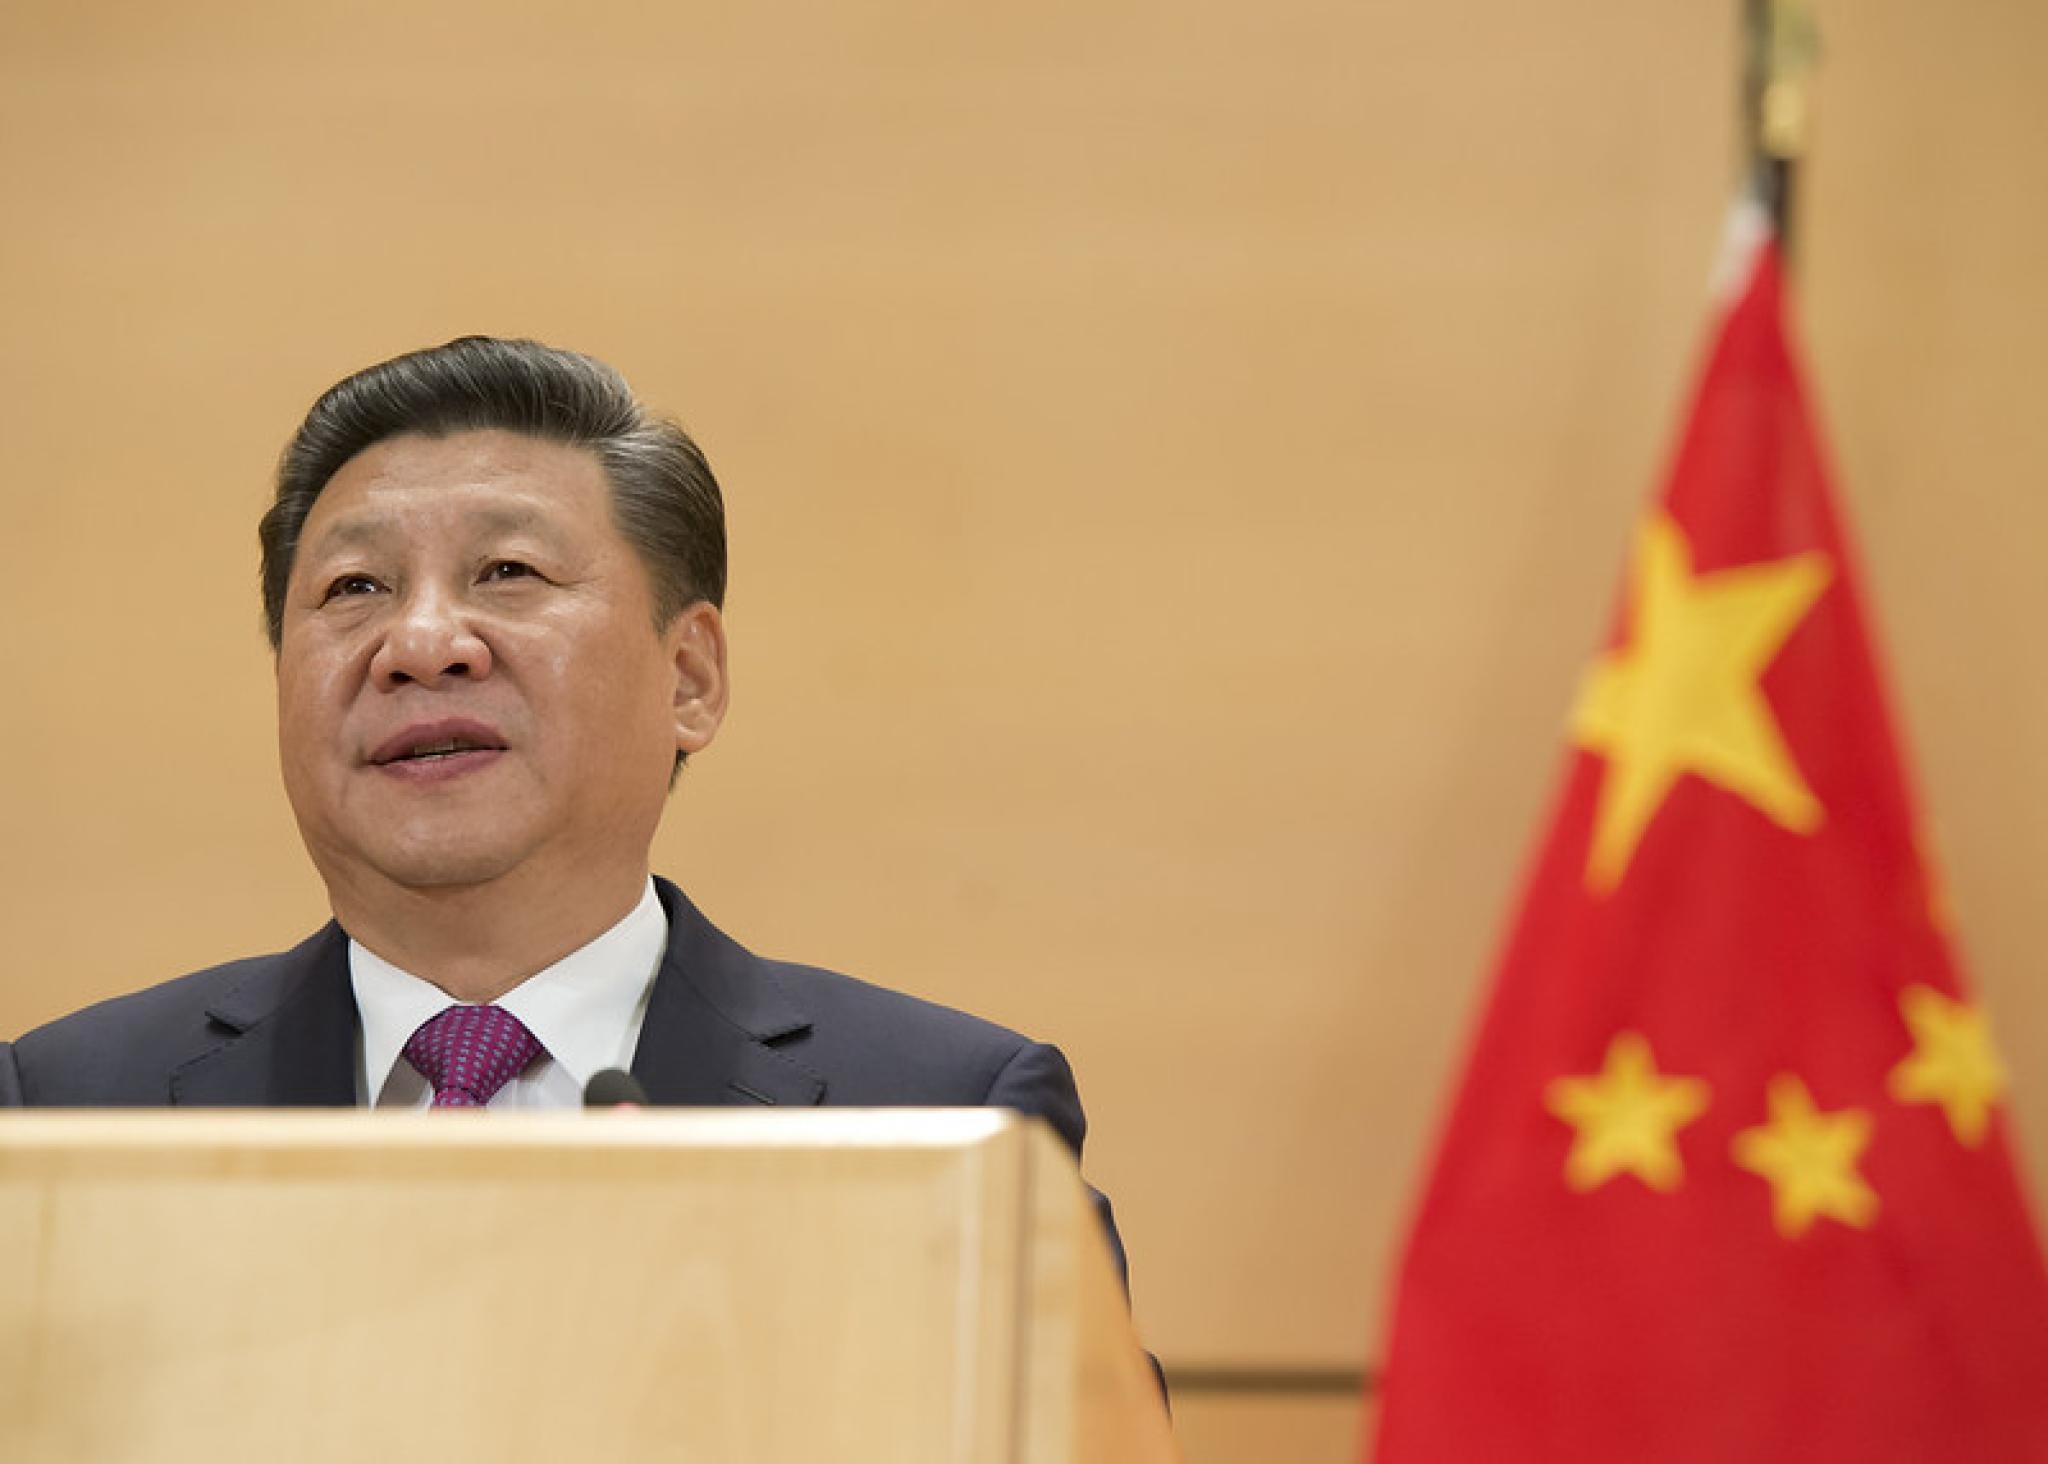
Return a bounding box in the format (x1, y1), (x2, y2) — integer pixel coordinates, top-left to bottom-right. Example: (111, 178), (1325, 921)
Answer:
(0, 336), (1128, 1279)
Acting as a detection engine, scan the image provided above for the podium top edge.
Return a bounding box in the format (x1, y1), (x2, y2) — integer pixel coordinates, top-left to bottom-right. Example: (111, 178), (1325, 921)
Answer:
(0, 1107), (1029, 1154)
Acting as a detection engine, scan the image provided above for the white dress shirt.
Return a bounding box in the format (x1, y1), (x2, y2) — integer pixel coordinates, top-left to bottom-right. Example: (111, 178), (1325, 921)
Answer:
(350, 879), (667, 1109)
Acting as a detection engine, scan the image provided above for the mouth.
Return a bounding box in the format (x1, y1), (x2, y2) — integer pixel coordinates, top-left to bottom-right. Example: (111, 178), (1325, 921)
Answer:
(390, 737), (490, 763)
(370, 721), (509, 769)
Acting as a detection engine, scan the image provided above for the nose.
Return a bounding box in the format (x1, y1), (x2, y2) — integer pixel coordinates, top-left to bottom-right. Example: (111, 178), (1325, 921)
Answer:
(368, 586), (494, 690)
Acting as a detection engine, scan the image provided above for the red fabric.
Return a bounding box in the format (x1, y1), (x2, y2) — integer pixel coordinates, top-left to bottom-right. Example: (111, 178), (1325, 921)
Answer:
(1370, 241), (2048, 1462)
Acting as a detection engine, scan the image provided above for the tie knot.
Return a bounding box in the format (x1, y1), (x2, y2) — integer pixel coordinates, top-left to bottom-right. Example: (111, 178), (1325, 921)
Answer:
(402, 1005), (543, 1108)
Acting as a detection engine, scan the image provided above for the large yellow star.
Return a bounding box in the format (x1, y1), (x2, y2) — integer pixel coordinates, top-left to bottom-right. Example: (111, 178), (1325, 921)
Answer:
(1731, 1075), (1879, 1238)
(1888, 984), (2007, 1147)
(1571, 514), (1833, 893)
(1544, 1032), (1711, 1193)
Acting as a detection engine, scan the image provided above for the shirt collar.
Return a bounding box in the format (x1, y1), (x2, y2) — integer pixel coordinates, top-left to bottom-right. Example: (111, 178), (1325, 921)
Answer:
(349, 879), (668, 1105)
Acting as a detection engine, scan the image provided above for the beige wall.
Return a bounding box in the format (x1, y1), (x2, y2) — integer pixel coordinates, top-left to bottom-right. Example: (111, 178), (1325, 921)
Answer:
(3, 3), (2044, 1459)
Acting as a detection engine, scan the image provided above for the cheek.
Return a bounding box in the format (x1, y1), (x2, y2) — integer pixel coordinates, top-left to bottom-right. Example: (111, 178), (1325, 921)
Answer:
(274, 648), (349, 768)
(525, 622), (671, 721)
(558, 653), (678, 768)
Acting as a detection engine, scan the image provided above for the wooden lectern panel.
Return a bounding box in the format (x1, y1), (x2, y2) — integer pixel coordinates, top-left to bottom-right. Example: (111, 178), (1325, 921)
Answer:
(0, 1110), (1174, 1464)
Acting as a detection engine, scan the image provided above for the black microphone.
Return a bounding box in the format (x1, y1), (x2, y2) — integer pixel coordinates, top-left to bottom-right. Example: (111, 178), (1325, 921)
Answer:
(583, 1068), (649, 1108)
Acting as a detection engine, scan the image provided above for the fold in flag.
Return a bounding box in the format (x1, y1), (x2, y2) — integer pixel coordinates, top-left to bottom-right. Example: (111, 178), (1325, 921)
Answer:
(1370, 211), (2048, 1462)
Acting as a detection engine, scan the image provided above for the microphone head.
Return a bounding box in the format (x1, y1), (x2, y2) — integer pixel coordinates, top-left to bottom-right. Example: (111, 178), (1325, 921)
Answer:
(583, 1068), (650, 1108)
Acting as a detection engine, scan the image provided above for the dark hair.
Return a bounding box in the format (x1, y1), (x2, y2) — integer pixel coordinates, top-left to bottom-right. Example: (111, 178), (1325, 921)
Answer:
(258, 336), (725, 649)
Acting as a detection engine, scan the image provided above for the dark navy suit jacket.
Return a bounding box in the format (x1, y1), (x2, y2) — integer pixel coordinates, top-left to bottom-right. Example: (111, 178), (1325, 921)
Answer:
(0, 877), (1130, 1283)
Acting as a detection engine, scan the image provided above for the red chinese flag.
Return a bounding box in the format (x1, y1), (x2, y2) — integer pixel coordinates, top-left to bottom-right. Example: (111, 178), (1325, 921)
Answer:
(1370, 220), (2048, 1462)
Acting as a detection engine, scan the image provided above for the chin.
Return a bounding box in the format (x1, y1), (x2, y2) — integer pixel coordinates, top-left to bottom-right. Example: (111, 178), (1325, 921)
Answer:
(382, 859), (524, 892)
(346, 825), (534, 893)
(382, 847), (531, 891)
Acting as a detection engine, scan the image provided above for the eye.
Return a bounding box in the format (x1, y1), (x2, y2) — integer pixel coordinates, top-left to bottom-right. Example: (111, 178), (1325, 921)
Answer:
(322, 573), (384, 602)
(482, 560), (540, 583)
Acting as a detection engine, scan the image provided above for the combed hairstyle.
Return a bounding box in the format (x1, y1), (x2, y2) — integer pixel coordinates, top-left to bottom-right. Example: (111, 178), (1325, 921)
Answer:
(258, 335), (726, 650)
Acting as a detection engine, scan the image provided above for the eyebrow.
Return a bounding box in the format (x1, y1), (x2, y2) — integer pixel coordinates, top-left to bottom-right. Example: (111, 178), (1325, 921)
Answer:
(301, 504), (558, 557)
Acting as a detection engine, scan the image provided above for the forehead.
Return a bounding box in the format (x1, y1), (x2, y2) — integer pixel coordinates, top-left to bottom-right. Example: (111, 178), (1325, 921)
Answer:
(299, 430), (614, 550)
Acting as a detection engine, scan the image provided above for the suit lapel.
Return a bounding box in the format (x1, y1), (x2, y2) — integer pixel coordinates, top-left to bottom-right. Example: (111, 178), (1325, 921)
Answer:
(170, 924), (359, 1107)
(161, 883), (819, 1109)
(632, 879), (825, 1108)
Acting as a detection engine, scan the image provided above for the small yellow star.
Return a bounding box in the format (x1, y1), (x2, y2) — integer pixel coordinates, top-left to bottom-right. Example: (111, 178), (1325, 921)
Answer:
(1572, 514), (1832, 893)
(1731, 1075), (1879, 1238)
(1545, 1032), (1711, 1193)
(1888, 985), (2007, 1147)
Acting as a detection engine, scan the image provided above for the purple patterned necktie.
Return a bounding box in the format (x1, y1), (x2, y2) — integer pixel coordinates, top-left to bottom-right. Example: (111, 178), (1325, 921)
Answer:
(402, 1005), (544, 1108)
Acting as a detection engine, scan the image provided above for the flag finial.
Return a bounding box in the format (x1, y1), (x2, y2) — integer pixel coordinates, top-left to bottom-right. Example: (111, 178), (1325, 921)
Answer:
(1743, 0), (1821, 253)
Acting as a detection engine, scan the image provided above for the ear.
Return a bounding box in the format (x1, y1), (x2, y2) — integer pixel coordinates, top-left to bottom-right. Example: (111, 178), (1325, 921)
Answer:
(666, 601), (730, 756)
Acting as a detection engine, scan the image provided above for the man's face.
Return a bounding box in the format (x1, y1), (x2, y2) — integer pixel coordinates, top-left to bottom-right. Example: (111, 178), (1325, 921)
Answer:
(275, 429), (725, 903)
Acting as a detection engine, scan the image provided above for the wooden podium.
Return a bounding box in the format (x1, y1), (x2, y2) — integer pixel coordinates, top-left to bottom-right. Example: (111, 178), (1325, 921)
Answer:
(0, 1110), (1177, 1463)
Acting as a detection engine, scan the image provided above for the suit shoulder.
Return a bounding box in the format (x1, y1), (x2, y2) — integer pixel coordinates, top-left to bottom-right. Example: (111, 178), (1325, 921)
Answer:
(764, 957), (1031, 1053)
(757, 957), (1063, 1103)
(9, 934), (334, 1104)
(655, 880), (1077, 1112)
(18, 953), (280, 1042)
(657, 879), (1039, 1066)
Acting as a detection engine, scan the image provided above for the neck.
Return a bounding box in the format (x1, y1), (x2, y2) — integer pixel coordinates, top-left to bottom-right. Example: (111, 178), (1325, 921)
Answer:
(325, 862), (650, 1003)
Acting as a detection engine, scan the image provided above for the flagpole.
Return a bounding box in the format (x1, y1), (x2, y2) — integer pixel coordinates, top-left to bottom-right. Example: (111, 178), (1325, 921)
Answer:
(1742, 0), (1818, 264)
